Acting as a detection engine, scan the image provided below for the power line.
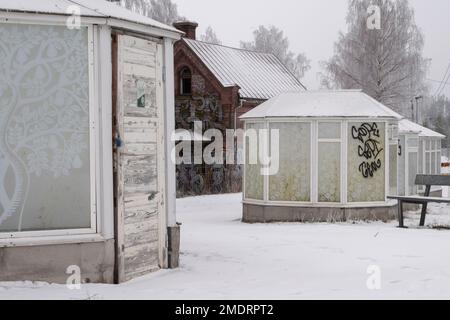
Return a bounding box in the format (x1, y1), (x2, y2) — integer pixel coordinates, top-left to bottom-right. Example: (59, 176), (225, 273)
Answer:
(427, 78), (450, 85)
(437, 70), (450, 97)
(434, 63), (450, 97)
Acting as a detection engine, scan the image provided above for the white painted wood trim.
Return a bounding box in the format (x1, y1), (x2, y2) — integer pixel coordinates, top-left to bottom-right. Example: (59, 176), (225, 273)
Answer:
(96, 25), (115, 240)
(156, 43), (168, 269)
(163, 38), (177, 228)
(0, 12), (182, 40)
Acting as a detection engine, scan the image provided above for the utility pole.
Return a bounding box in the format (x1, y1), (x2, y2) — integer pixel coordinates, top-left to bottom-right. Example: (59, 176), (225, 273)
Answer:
(415, 95), (423, 124)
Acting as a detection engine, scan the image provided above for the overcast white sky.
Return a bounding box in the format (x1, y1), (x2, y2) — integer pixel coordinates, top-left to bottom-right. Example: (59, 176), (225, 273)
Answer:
(175, 0), (450, 98)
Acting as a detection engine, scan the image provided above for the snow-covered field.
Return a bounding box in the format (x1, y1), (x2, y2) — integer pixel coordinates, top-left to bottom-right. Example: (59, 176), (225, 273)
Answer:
(1, 192), (450, 300)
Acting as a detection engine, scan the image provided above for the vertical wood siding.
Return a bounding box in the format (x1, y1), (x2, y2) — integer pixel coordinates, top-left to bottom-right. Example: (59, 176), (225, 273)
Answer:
(116, 35), (164, 282)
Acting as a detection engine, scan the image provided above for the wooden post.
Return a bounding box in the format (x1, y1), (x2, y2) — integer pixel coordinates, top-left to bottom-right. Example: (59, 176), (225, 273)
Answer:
(398, 200), (405, 228)
(419, 185), (431, 227)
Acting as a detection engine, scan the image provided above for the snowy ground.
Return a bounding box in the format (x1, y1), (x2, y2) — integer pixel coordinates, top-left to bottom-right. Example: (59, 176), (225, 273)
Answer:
(1, 192), (450, 300)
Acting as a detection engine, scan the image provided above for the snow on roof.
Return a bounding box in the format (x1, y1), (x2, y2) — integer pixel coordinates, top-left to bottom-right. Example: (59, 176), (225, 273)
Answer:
(183, 38), (306, 100)
(0, 0), (181, 34)
(240, 90), (403, 119)
(399, 119), (445, 138)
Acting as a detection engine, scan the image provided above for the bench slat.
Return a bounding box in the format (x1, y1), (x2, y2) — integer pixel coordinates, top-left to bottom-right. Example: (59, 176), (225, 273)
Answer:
(387, 196), (450, 204)
(415, 175), (450, 186)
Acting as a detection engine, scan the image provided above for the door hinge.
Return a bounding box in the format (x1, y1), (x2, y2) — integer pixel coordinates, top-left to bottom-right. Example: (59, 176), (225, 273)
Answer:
(162, 66), (166, 82)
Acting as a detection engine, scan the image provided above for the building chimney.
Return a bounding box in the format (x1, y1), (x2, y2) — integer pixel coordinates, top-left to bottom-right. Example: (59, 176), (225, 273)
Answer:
(173, 21), (198, 40)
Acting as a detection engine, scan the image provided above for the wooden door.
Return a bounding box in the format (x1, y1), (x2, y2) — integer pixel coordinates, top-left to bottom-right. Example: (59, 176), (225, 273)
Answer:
(114, 34), (165, 283)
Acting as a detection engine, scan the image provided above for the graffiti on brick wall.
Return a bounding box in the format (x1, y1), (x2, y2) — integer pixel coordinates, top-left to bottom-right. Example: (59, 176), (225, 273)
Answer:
(176, 93), (242, 196)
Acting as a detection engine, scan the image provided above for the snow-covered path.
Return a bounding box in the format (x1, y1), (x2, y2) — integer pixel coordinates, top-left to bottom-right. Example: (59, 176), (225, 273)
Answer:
(1, 193), (450, 300)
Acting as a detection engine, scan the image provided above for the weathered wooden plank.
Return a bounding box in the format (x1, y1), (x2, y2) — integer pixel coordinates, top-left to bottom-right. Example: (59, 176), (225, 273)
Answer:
(123, 62), (156, 78)
(415, 174), (450, 186)
(124, 242), (159, 261)
(387, 195), (450, 203)
(124, 220), (158, 243)
(122, 36), (158, 52)
(124, 193), (156, 209)
(116, 34), (163, 282)
(124, 129), (158, 144)
(123, 47), (156, 67)
(125, 106), (158, 117)
(123, 155), (158, 193)
(124, 263), (159, 282)
(124, 143), (157, 156)
(124, 116), (158, 128)
(124, 229), (159, 249)
(124, 204), (158, 224)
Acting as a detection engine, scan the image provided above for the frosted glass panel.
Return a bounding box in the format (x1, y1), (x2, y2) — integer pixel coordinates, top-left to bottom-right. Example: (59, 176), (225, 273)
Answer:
(318, 142), (340, 202)
(437, 152), (441, 174)
(348, 122), (386, 202)
(431, 152), (436, 174)
(318, 123), (341, 139)
(0, 24), (91, 232)
(408, 138), (418, 148)
(418, 140), (424, 173)
(269, 122), (311, 202)
(389, 144), (398, 195)
(397, 136), (405, 196)
(408, 152), (418, 195)
(245, 123), (264, 200)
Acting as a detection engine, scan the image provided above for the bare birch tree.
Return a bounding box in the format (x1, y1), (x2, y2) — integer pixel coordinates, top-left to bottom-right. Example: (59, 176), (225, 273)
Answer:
(108, 0), (183, 25)
(321, 0), (429, 114)
(200, 26), (222, 45)
(240, 25), (310, 80)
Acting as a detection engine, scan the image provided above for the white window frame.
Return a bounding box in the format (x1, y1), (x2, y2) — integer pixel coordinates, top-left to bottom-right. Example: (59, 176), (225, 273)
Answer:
(242, 118), (391, 207)
(0, 20), (112, 242)
(316, 121), (342, 204)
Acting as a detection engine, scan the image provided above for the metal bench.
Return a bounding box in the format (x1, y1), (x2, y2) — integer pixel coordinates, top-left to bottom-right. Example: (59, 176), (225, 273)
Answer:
(387, 175), (450, 228)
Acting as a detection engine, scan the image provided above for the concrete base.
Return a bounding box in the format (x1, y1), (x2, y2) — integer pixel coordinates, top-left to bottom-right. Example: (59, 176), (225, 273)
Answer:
(243, 203), (398, 223)
(0, 239), (115, 284)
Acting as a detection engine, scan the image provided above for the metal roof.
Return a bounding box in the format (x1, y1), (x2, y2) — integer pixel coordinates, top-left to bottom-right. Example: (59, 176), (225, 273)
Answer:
(240, 90), (403, 119)
(183, 38), (306, 100)
(0, 0), (181, 34)
(399, 119), (445, 138)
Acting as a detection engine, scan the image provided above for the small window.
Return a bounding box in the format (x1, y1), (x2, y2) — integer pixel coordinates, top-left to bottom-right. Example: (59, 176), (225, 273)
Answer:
(180, 68), (192, 95)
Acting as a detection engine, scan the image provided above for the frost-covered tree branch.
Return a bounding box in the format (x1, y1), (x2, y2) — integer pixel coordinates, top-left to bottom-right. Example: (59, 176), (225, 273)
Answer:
(321, 0), (430, 114)
(107, 0), (184, 25)
(240, 25), (311, 80)
(200, 26), (222, 45)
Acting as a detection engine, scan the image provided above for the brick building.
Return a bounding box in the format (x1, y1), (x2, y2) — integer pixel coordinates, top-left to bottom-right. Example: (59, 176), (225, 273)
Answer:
(173, 22), (306, 196)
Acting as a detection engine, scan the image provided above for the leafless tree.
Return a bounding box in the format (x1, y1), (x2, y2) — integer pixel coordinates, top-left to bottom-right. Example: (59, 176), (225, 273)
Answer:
(107, 0), (183, 25)
(200, 26), (222, 45)
(321, 0), (429, 114)
(240, 25), (310, 80)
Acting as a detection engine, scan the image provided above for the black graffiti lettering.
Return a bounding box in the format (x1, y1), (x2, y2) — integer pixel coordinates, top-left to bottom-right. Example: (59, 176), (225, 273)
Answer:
(351, 123), (384, 179)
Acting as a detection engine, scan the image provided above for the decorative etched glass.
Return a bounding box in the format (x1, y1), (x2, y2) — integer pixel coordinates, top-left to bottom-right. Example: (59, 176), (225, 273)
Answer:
(269, 122), (311, 202)
(347, 122), (386, 202)
(0, 24), (91, 232)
